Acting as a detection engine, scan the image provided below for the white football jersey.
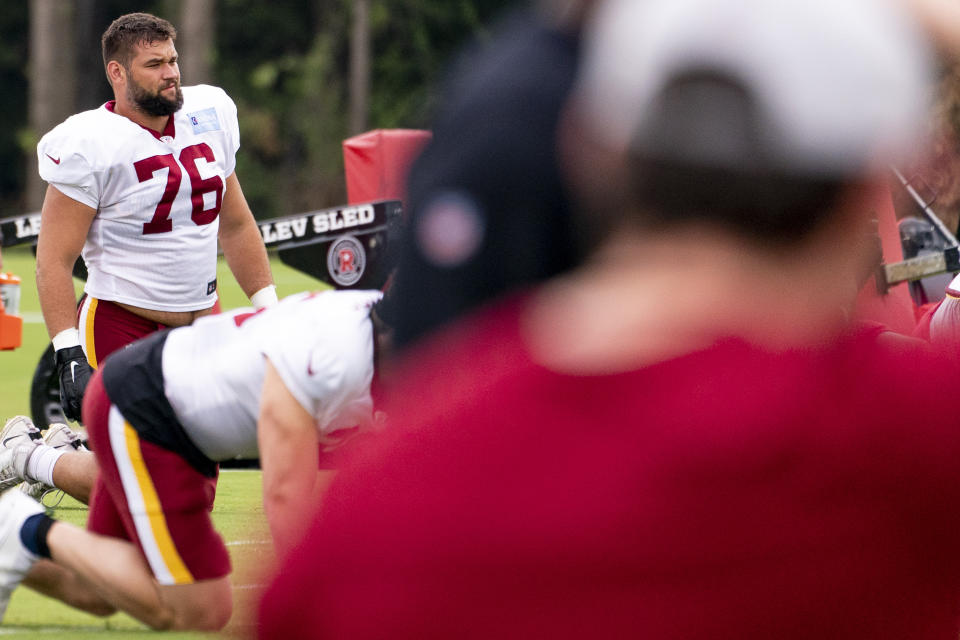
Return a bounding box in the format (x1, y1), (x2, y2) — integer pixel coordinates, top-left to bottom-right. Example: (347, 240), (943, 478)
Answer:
(37, 85), (240, 312)
(160, 289), (382, 461)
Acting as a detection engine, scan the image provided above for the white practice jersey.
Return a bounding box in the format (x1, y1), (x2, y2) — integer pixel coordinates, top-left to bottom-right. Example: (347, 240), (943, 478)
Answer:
(161, 289), (381, 461)
(37, 85), (240, 311)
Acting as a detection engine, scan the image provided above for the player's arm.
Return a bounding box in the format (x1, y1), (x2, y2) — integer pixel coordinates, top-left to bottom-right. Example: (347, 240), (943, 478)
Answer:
(36, 185), (97, 420)
(257, 359), (322, 557)
(218, 172), (276, 309)
(36, 185), (95, 339)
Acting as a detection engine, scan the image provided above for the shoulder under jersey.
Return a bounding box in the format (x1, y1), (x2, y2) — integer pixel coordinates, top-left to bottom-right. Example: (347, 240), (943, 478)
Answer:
(37, 85), (240, 312)
(161, 289), (382, 461)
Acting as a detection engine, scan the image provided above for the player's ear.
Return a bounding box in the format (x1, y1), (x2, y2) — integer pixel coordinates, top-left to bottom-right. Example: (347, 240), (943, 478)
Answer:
(105, 60), (125, 86)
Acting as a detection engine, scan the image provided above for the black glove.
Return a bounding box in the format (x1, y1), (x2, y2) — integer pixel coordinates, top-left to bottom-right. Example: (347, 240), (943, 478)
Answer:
(55, 345), (94, 422)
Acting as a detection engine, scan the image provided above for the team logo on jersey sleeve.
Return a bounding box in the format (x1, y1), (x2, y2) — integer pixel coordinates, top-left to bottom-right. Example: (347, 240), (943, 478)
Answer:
(326, 236), (366, 287)
(188, 107), (221, 134)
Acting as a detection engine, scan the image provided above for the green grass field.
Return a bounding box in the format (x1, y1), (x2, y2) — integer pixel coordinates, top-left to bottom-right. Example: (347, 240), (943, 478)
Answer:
(0, 245), (329, 638)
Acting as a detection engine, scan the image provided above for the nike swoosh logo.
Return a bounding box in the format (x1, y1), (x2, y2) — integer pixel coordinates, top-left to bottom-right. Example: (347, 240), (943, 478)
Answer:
(46, 153), (61, 165)
(70, 361), (79, 382)
(2, 430), (40, 447)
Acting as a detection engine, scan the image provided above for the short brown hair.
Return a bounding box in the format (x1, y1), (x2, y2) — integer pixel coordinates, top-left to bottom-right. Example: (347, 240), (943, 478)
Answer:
(101, 12), (176, 70)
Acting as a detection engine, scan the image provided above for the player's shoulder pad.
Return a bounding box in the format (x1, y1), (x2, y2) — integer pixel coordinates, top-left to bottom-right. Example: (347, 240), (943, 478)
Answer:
(277, 290), (382, 337)
(182, 84), (237, 113)
(46, 103), (119, 136)
(296, 289), (383, 313)
(37, 106), (123, 181)
(38, 106), (117, 153)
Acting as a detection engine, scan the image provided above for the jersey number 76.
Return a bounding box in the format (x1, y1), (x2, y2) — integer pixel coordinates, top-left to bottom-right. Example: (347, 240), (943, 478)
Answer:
(134, 142), (224, 235)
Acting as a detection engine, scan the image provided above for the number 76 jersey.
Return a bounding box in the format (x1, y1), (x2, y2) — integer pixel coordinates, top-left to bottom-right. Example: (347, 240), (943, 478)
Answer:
(37, 84), (241, 313)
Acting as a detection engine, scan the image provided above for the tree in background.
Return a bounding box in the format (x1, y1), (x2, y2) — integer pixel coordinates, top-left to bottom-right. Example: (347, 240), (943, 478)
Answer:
(0, 3), (30, 213)
(26, 1), (75, 211)
(350, 0), (371, 136)
(170, 0), (216, 85)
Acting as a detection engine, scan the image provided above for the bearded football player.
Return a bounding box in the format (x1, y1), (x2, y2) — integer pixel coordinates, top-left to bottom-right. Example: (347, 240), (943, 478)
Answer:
(35, 12), (277, 425)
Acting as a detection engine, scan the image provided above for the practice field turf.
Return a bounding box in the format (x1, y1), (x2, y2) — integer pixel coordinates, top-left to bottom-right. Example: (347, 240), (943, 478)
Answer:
(0, 245), (329, 636)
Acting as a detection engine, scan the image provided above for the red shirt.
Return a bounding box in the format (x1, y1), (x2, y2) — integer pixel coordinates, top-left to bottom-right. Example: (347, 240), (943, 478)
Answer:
(260, 297), (960, 639)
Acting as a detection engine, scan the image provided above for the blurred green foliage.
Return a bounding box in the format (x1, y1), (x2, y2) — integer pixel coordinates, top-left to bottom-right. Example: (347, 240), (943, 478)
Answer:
(217, 0), (515, 218)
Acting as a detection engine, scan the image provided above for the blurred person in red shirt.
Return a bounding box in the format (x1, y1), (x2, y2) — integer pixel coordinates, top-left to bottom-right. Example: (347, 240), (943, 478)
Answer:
(258, 0), (960, 638)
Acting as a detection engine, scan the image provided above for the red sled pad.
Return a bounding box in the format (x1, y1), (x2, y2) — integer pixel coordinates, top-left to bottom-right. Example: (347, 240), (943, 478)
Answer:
(343, 129), (431, 207)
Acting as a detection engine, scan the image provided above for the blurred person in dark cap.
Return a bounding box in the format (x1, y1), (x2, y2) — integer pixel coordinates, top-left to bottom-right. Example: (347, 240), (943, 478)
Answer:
(258, 1), (960, 638)
(388, 0), (597, 348)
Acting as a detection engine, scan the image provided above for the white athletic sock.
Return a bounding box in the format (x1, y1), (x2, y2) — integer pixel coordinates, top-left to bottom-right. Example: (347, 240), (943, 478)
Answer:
(25, 445), (65, 486)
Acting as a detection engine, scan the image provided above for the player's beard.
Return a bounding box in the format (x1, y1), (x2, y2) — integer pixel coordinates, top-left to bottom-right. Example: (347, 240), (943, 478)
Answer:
(128, 78), (183, 117)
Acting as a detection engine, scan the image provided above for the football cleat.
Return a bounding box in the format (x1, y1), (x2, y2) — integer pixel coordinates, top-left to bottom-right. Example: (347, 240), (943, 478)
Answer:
(0, 417), (41, 450)
(0, 445), (40, 493)
(0, 489), (42, 622)
(0, 418), (42, 491)
(41, 423), (86, 453)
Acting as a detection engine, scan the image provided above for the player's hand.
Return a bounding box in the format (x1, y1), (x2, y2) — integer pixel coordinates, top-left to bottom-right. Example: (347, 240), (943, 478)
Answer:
(55, 345), (93, 422)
